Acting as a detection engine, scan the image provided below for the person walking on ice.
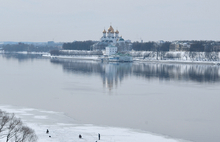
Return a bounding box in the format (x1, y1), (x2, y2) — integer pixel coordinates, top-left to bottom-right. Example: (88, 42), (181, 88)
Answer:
(79, 134), (82, 139)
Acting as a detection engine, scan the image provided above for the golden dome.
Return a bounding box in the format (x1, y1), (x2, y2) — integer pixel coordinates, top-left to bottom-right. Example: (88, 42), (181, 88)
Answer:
(108, 26), (114, 32)
(103, 29), (106, 33)
(115, 30), (119, 34)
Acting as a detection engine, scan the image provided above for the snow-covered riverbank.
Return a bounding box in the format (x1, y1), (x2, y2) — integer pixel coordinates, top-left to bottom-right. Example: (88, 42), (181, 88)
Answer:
(0, 105), (190, 142)
(44, 54), (99, 61)
(45, 54), (220, 65)
(2, 51), (220, 65)
(136, 59), (220, 65)
(130, 51), (220, 62)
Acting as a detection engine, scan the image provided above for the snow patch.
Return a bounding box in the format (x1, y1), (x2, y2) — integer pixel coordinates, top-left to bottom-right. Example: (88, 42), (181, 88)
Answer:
(0, 105), (191, 142)
(34, 115), (48, 119)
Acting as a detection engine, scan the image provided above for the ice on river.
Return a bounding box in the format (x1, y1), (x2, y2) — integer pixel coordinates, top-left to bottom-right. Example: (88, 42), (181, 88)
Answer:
(0, 105), (190, 142)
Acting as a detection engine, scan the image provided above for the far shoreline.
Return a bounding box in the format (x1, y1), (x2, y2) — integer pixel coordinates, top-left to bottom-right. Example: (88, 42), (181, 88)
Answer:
(46, 54), (220, 65)
(1, 52), (220, 65)
(136, 59), (219, 65)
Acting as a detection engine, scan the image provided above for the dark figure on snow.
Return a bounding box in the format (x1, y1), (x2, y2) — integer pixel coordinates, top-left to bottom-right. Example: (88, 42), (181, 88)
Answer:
(98, 133), (100, 140)
(79, 134), (82, 139)
(46, 129), (49, 134)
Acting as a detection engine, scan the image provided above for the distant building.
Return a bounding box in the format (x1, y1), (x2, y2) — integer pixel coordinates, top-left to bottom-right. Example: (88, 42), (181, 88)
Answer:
(105, 45), (117, 56)
(157, 40), (164, 45)
(170, 41), (190, 51)
(169, 43), (180, 51)
(181, 43), (190, 51)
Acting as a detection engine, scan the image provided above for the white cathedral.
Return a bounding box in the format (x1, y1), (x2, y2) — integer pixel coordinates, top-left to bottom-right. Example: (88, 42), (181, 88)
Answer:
(100, 25), (125, 44)
(92, 25), (131, 51)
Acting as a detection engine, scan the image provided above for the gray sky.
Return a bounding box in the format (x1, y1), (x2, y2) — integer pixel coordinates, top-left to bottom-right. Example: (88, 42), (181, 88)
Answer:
(0, 0), (219, 42)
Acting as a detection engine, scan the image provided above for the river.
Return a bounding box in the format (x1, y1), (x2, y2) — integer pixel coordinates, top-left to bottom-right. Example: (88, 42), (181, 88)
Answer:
(0, 53), (220, 142)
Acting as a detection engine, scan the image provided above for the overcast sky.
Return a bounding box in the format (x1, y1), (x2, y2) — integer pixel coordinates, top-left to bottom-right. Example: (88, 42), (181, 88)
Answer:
(0, 0), (219, 42)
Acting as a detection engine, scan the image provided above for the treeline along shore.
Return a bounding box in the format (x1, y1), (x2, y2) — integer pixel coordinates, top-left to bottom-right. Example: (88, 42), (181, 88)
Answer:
(54, 40), (220, 62)
(61, 40), (220, 52)
(1, 40), (220, 52)
(1, 40), (220, 61)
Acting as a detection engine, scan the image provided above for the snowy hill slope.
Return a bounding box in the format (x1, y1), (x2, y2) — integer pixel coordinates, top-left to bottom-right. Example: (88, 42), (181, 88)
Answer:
(0, 105), (191, 142)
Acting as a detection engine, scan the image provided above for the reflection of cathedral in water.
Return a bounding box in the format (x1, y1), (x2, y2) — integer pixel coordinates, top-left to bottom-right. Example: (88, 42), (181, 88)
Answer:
(50, 58), (220, 90)
(101, 63), (132, 90)
(1, 54), (220, 90)
(50, 58), (132, 90)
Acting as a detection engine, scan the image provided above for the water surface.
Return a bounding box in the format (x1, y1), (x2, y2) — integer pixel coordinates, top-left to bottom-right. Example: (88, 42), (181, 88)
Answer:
(0, 54), (220, 142)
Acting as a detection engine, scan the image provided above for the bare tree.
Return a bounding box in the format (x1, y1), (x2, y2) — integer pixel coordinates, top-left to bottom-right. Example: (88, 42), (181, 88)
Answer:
(5, 114), (23, 142)
(14, 126), (37, 142)
(0, 109), (38, 142)
(0, 111), (11, 139)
